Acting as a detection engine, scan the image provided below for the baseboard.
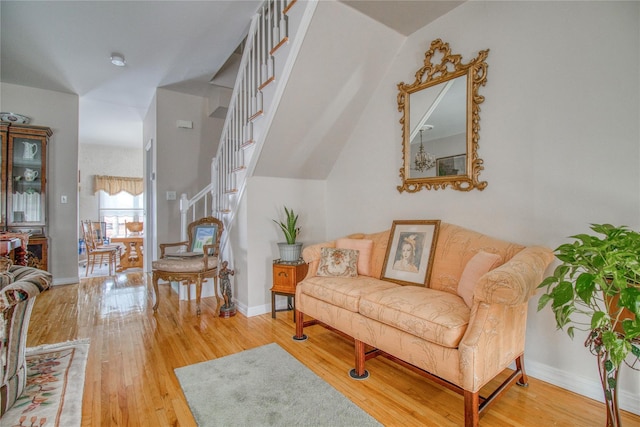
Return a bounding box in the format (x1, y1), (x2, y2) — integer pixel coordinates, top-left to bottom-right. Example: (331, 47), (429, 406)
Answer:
(527, 359), (640, 415)
(245, 303), (270, 317)
(240, 299), (291, 318)
(52, 277), (79, 286)
(233, 301), (268, 317)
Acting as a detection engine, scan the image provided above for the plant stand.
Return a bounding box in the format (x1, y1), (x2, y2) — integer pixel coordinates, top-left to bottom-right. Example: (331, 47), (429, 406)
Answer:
(588, 330), (622, 427)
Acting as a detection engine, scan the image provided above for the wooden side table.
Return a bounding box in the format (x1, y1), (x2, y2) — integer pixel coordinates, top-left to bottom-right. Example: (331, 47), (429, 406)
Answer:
(271, 259), (308, 319)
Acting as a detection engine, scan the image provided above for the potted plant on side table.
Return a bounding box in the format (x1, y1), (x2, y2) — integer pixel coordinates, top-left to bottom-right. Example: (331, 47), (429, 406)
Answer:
(273, 206), (302, 262)
(538, 223), (640, 427)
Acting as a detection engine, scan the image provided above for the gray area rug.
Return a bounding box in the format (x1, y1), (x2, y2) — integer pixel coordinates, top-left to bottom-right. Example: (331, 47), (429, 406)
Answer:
(175, 343), (381, 426)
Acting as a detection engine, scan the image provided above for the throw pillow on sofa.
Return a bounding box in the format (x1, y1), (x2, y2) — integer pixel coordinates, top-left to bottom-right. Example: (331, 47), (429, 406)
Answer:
(457, 251), (502, 307)
(317, 247), (359, 277)
(335, 238), (373, 276)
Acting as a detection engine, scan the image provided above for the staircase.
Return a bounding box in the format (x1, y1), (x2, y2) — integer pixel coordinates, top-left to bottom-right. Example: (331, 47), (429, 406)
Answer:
(179, 0), (317, 245)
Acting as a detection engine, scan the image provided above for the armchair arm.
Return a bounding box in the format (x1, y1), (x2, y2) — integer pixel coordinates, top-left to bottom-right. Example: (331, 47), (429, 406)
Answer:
(301, 240), (336, 279)
(159, 241), (188, 258)
(202, 244), (219, 270)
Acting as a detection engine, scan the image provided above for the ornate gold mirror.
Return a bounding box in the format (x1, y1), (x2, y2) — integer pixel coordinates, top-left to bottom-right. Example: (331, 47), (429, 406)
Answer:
(397, 39), (489, 192)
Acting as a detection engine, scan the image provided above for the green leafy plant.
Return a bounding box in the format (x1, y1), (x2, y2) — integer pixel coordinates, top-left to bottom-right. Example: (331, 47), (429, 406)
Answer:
(538, 223), (640, 426)
(273, 206), (300, 245)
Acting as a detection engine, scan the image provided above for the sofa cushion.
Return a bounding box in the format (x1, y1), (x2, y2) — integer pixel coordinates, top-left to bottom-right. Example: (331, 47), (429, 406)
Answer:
(317, 248), (358, 278)
(359, 285), (470, 348)
(457, 251), (502, 307)
(336, 238), (373, 276)
(429, 223), (524, 294)
(298, 276), (398, 312)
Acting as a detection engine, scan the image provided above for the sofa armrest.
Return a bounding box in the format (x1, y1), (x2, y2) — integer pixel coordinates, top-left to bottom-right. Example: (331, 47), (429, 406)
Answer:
(474, 246), (554, 306)
(1, 267), (51, 311)
(302, 241), (336, 279)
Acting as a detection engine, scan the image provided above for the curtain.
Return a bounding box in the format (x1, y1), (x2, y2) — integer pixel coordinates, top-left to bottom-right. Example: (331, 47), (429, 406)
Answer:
(94, 175), (143, 196)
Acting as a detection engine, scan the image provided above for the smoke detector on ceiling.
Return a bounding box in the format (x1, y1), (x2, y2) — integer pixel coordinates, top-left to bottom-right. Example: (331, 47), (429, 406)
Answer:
(110, 53), (126, 67)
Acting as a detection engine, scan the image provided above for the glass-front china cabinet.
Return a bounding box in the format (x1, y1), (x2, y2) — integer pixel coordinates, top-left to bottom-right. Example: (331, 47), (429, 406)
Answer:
(0, 122), (8, 228)
(2, 123), (52, 270)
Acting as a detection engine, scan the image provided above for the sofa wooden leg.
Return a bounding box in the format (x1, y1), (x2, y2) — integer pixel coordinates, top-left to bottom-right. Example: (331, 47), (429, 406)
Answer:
(349, 339), (369, 380)
(464, 390), (480, 427)
(292, 309), (307, 341)
(516, 354), (529, 387)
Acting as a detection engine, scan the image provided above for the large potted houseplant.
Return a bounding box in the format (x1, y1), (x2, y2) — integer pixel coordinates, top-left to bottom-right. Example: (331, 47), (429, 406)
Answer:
(273, 206), (302, 262)
(538, 223), (640, 427)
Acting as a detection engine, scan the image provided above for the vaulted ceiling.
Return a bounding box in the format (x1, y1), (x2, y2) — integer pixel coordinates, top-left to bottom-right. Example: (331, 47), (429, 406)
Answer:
(0, 1), (463, 147)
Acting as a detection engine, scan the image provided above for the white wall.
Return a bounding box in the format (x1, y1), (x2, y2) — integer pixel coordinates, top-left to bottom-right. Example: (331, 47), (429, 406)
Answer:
(78, 144), (143, 223)
(0, 82), (79, 284)
(326, 1), (639, 413)
(233, 176), (326, 316)
(154, 89), (223, 247)
(143, 93), (158, 269)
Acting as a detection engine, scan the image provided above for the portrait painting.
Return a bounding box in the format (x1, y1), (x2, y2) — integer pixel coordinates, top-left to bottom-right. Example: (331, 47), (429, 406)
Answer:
(382, 220), (440, 286)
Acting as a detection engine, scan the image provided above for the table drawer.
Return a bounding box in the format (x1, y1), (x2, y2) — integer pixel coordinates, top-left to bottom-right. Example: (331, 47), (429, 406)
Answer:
(271, 262), (308, 294)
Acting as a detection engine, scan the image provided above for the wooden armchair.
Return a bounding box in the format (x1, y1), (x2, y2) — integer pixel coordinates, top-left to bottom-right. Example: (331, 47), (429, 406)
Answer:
(151, 217), (223, 315)
(81, 220), (119, 277)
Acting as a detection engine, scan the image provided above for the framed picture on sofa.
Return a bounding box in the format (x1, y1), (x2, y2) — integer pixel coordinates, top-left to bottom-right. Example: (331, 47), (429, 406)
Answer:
(381, 220), (440, 286)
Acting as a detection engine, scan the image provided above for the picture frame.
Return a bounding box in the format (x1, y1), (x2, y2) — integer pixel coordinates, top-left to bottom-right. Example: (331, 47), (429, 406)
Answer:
(381, 220), (440, 286)
(436, 154), (466, 177)
(191, 224), (217, 254)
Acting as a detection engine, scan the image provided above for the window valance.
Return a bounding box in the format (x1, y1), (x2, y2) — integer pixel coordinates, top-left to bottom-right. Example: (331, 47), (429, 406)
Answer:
(94, 175), (143, 196)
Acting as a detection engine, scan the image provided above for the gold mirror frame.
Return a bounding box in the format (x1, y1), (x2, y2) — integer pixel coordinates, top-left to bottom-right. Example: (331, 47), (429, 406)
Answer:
(397, 39), (489, 192)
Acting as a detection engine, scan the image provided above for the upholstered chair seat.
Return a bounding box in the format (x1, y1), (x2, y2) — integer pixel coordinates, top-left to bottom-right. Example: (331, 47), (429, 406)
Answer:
(152, 256), (217, 273)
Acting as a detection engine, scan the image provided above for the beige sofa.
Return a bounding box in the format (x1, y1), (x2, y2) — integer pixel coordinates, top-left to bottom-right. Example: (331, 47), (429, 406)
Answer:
(293, 222), (553, 427)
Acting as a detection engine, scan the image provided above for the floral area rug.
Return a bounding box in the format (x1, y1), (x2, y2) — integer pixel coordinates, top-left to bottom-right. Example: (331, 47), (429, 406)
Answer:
(2, 339), (90, 427)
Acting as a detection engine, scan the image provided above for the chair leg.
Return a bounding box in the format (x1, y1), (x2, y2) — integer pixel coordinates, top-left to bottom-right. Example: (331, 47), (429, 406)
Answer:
(89, 254), (96, 275)
(85, 254), (91, 277)
(212, 274), (220, 317)
(108, 252), (113, 274)
(195, 277), (202, 315)
(151, 272), (159, 312)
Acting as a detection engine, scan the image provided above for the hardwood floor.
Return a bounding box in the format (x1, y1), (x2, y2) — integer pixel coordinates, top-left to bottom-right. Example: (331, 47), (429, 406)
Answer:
(27, 273), (640, 426)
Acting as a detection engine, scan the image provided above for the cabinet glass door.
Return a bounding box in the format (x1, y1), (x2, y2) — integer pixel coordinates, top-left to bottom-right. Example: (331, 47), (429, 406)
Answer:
(6, 125), (51, 231)
(10, 136), (44, 225)
(0, 123), (7, 228)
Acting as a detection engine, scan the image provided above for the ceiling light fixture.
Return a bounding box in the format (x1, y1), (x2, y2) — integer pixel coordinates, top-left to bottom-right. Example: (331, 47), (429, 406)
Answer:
(413, 127), (436, 172)
(110, 53), (126, 67)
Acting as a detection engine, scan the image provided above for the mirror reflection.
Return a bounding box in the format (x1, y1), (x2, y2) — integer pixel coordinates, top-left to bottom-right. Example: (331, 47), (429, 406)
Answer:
(409, 75), (467, 179)
(397, 39), (489, 192)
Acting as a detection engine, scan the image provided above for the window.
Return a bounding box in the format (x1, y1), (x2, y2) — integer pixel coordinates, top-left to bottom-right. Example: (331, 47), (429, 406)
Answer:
(98, 191), (143, 237)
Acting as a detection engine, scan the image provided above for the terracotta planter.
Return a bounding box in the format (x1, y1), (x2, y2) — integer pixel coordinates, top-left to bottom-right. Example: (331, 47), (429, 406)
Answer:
(604, 282), (638, 334)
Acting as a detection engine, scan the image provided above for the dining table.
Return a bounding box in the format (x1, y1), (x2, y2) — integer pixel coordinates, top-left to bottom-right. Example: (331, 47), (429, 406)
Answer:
(110, 235), (143, 271)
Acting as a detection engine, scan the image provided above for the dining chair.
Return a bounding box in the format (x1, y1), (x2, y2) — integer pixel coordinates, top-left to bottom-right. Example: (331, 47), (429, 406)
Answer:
(81, 220), (119, 277)
(151, 216), (223, 315)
